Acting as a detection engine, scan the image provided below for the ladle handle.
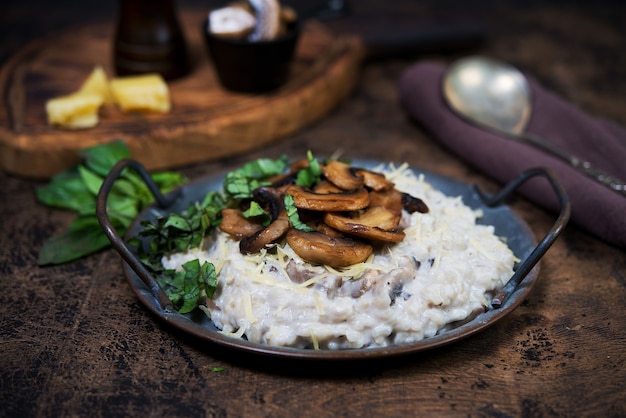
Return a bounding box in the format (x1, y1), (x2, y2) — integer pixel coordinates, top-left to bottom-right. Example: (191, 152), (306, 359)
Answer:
(522, 132), (626, 196)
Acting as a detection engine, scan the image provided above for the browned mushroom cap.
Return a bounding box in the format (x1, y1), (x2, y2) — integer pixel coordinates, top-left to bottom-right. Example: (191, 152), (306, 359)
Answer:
(401, 192), (429, 214)
(219, 208), (263, 239)
(289, 158), (310, 172)
(286, 229), (373, 268)
(322, 188), (405, 242)
(369, 189), (403, 217)
(312, 180), (342, 194)
(314, 222), (345, 239)
(356, 169), (395, 191)
(358, 189), (404, 230)
(322, 160), (364, 191)
(240, 210), (290, 254)
(285, 184), (370, 212)
(324, 212), (406, 243)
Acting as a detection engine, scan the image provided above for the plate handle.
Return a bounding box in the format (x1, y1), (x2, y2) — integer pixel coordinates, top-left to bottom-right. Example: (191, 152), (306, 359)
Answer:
(475, 167), (571, 308)
(96, 158), (178, 311)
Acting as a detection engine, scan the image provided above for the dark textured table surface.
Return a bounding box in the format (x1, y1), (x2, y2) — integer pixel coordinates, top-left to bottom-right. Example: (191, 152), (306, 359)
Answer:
(1, 1), (625, 417)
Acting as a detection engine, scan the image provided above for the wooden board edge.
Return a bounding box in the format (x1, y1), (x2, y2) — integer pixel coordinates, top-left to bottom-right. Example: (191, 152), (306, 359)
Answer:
(1, 35), (365, 178)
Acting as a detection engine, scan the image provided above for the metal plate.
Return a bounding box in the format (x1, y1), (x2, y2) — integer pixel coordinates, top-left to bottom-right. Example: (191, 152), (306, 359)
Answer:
(122, 163), (538, 360)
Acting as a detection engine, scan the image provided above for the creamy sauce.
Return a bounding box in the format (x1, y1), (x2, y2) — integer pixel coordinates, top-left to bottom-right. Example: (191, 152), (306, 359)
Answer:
(162, 164), (516, 349)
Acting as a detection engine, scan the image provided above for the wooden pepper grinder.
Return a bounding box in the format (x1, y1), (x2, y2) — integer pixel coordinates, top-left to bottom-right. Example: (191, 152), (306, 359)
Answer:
(113, 0), (190, 80)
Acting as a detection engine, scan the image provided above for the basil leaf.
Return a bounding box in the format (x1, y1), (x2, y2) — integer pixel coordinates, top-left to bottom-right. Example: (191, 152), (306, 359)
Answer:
(78, 165), (103, 196)
(242, 201), (270, 226)
(202, 261), (218, 299)
(223, 155), (289, 200)
(36, 168), (93, 212)
(199, 192), (226, 228)
(37, 140), (186, 266)
(284, 194), (315, 232)
(233, 155), (289, 179)
(156, 259), (217, 314)
(37, 220), (113, 265)
(79, 139), (130, 177)
(223, 172), (270, 200)
(296, 151), (323, 187)
(150, 171), (187, 194)
(106, 195), (139, 228)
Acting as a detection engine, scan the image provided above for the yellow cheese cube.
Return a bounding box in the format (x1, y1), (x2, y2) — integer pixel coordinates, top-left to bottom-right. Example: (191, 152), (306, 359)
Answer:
(79, 66), (113, 106)
(45, 92), (104, 129)
(110, 73), (171, 113)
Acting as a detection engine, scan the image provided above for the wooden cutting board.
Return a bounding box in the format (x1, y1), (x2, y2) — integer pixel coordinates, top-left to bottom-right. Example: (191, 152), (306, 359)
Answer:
(0, 10), (364, 179)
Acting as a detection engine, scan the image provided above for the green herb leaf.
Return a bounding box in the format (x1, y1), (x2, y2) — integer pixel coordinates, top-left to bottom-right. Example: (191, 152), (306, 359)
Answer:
(242, 201), (270, 226)
(36, 168), (94, 213)
(79, 139), (130, 177)
(137, 190), (226, 294)
(284, 194), (315, 232)
(233, 155), (289, 179)
(223, 155), (289, 200)
(36, 140), (186, 266)
(222, 172), (270, 200)
(150, 171), (187, 194)
(296, 150), (323, 187)
(37, 217), (115, 265)
(155, 259), (217, 314)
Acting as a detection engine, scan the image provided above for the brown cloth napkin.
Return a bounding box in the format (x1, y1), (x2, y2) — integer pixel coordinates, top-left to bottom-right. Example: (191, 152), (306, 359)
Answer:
(398, 60), (626, 250)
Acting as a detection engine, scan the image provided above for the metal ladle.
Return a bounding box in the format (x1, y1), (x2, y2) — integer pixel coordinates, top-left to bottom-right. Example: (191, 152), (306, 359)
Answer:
(442, 56), (626, 195)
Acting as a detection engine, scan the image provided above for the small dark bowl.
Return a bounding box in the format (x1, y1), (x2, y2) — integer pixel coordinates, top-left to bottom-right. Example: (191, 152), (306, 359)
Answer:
(202, 19), (300, 94)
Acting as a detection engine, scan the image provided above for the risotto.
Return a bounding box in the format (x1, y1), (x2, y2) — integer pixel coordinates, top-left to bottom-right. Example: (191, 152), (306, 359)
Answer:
(162, 163), (516, 349)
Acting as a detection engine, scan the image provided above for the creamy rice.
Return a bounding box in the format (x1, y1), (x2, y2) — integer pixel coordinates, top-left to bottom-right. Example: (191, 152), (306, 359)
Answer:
(162, 163), (516, 349)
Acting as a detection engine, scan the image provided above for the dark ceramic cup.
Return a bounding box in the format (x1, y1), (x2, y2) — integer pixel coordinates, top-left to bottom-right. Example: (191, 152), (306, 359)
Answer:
(202, 20), (300, 94)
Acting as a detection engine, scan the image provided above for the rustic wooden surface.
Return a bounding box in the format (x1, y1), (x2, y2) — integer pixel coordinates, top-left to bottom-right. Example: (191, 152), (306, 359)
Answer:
(1, 1), (625, 417)
(0, 11), (363, 178)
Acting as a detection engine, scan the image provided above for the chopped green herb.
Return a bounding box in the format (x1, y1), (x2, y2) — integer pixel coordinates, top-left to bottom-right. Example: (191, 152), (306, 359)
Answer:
(284, 194), (316, 232)
(136, 190), (226, 312)
(242, 201), (271, 226)
(155, 259), (217, 314)
(138, 191), (226, 267)
(233, 155), (289, 178)
(296, 150), (323, 187)
(223, 155), (289, 200)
